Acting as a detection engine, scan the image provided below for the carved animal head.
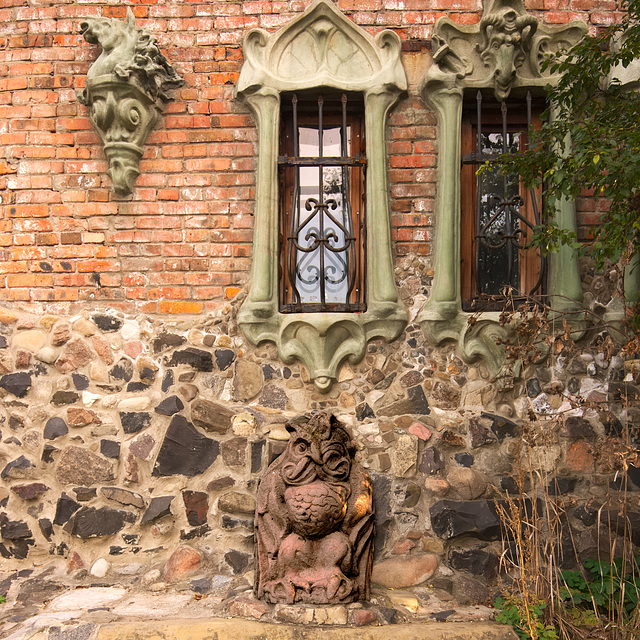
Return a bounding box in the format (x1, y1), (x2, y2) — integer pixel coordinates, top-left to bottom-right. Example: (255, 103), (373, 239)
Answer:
(80, 9), (183, 103)
(478, 6), (538, 100)
(280, 412), (356, 486)
(80, 10), (136, 55)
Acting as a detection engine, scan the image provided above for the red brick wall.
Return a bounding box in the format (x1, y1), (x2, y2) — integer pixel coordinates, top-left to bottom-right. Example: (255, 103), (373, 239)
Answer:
(0, 0), (623, 313)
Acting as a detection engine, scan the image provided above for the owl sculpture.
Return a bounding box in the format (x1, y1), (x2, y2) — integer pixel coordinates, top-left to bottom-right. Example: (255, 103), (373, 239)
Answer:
(255, 411), (374, 604)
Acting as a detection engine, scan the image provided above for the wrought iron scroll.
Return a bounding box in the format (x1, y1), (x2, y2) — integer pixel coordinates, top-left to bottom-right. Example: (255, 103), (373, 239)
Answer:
(464, 90), (546, 303)
(279, 93), (366, 313)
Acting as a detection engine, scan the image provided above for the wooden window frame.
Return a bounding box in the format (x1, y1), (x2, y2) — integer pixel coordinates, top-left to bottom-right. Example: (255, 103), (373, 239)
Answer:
(278, 93), (366, 313)
(460, 99), (544, 311)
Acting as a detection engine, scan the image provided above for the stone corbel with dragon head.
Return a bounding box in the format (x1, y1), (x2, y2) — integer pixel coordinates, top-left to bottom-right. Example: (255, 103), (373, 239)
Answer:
(78, 9), (184, 196)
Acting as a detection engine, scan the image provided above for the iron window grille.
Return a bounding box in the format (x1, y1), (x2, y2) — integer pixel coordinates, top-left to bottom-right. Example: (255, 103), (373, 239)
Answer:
(461, 90), (546, 311)
(278, 92), (366, 313)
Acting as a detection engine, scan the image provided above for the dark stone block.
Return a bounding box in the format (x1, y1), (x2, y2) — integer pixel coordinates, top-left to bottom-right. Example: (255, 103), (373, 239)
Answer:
(110, 358), (133, 382)
(603, 416), (624, 437)
(399, 482), (421, 508)
(119, 412), (151, 434)
(191, 577), (211, 594)
(454, 453), (474, 467)
(225, 549), (251, 575)
(155, 395), (184, 416)
(356, 402), (375, 421)
(53, 493), (82, 526)
(49, 623), (96, 640)
(215, 348), (235, 371)
(11, 483), (49, 500)
(251, 440), (265, 473)
(109, 546), (125, 555)
(258, 384), (288, 410)
(141, 496), (174, 523)
(180, 524), (211, 539)
(162, 370), (174, 392)
(562, 417), (596, 439)
(449, 548), (498, 578)
(469, 420), (496, 448)
(72, 373), (90, 391)
(92, 314), (123, 332)
(207, 476), (235, 492)
(183, 490), (208, 526)
(418, 447), (445, 475)
(547, 476), (577, 496)
(378, 385), (430, 416)
(127, 382), (150, 392)
(526, 378), (541, 398)
(482, 412), (519, 441)
(628, 465), (640, 489)
(608, 382), (639, 402)
(100, 439), (121, 459)
(221, 515), (252, 530)
(371, 472), (392, 558)
(139, 367), (156, 382)
(377, 607), (398, 624)
(10, 538), (33, 559)
(567, 377), (580, 394)
(601, 509), (640, 546)
(1, 455), (32, 478)
(221, 436), (247, 468)
(0, 514), (32, 539)
(153, 332), (186, 353)
(430, 499), (501, 540)
(42, 445), (57, 463)
(166, 348), (213, 372)
(500, 477), (519, 494)
(431, 609), (456, 622)
(73, 487), (97, 501)
(44, 417), (68, 440)
(268, 441), (287, 465)
(39, 518), (53, 540)
(51, 391), (79, 406)
(0, 336), (7, 348)
(190, 398), (234, 433)
(0, 372), (32, 398)
(262, 364), (277, 380)
(64, 506), (135, 538)
(153, 415), (220, 477)
(574, 504), (598, 527)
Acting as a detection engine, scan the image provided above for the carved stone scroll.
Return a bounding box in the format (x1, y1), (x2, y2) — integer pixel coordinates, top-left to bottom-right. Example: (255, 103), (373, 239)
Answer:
(79, 9), (183, 196)
(255, 412), (374, 604)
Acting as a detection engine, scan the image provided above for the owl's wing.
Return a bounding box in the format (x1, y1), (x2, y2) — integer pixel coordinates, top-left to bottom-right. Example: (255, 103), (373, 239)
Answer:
(344, 466), (375, 598)
(255, 465), (288, 597)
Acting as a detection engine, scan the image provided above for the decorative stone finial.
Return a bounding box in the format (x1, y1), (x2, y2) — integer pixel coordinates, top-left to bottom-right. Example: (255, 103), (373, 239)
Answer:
(78, 9), (184, 196)
(255, 412), (374, 604)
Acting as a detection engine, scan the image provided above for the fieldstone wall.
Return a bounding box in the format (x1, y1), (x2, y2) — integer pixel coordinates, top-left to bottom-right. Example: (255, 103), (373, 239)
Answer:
(0, 263), (637, 606)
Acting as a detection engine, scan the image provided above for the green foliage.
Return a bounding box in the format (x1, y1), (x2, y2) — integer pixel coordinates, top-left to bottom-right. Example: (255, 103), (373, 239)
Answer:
(0, 595), (5, 604)
(499, 0), (640, 271)
(494, 594), (559, 640)
(560, 554), (640, 620)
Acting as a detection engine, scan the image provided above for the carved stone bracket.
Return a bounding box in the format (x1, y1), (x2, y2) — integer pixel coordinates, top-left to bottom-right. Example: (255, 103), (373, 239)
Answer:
(79, 9), (183, 196)
(418, 0), (587, 378)
(235, 0), (407, 392)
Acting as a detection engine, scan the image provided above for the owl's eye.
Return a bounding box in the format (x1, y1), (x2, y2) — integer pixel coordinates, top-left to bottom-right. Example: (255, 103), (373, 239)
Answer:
(294, 441), (308, 455)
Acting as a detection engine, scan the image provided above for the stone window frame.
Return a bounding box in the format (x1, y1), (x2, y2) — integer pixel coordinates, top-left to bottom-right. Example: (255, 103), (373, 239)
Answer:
(417, 0), (588, 378)
(235, 0), (407, 392)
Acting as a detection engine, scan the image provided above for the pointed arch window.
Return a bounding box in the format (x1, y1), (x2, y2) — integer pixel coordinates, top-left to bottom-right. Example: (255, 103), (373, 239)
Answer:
(235, 0), (407, 392)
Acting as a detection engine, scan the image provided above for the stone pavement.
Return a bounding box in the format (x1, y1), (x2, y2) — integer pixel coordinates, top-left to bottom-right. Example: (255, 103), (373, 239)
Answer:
(0, 565), (517, 640)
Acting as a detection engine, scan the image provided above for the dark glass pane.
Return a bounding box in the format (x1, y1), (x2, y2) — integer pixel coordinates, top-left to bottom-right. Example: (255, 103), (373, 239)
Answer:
(477, 131), (522, 296)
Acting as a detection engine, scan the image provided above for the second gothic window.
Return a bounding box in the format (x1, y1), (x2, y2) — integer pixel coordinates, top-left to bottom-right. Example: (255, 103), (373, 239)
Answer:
(460, 91), (546, 311)
(278, 92), (366, 313)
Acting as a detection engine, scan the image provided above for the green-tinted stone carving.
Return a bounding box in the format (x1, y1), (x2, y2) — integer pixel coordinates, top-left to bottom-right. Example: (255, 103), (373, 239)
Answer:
(79, 9), (183, 196)
(418, 0), (587, 376)
(235, 0), (407, 392)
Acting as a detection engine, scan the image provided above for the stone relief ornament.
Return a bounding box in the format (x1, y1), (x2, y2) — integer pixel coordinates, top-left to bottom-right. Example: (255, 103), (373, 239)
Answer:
(78, 9), (183, 196)
(255, 412), (374, 604)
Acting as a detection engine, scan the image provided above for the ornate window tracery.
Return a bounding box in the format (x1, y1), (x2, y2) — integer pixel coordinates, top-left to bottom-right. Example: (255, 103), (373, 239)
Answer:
(418, 0), (588, 377)
(235, 0), (407, 392)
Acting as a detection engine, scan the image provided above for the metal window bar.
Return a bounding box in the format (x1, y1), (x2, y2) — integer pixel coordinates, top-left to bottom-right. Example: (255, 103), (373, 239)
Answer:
(279, 93), (366, 313)
(464, 90), (546, 301)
